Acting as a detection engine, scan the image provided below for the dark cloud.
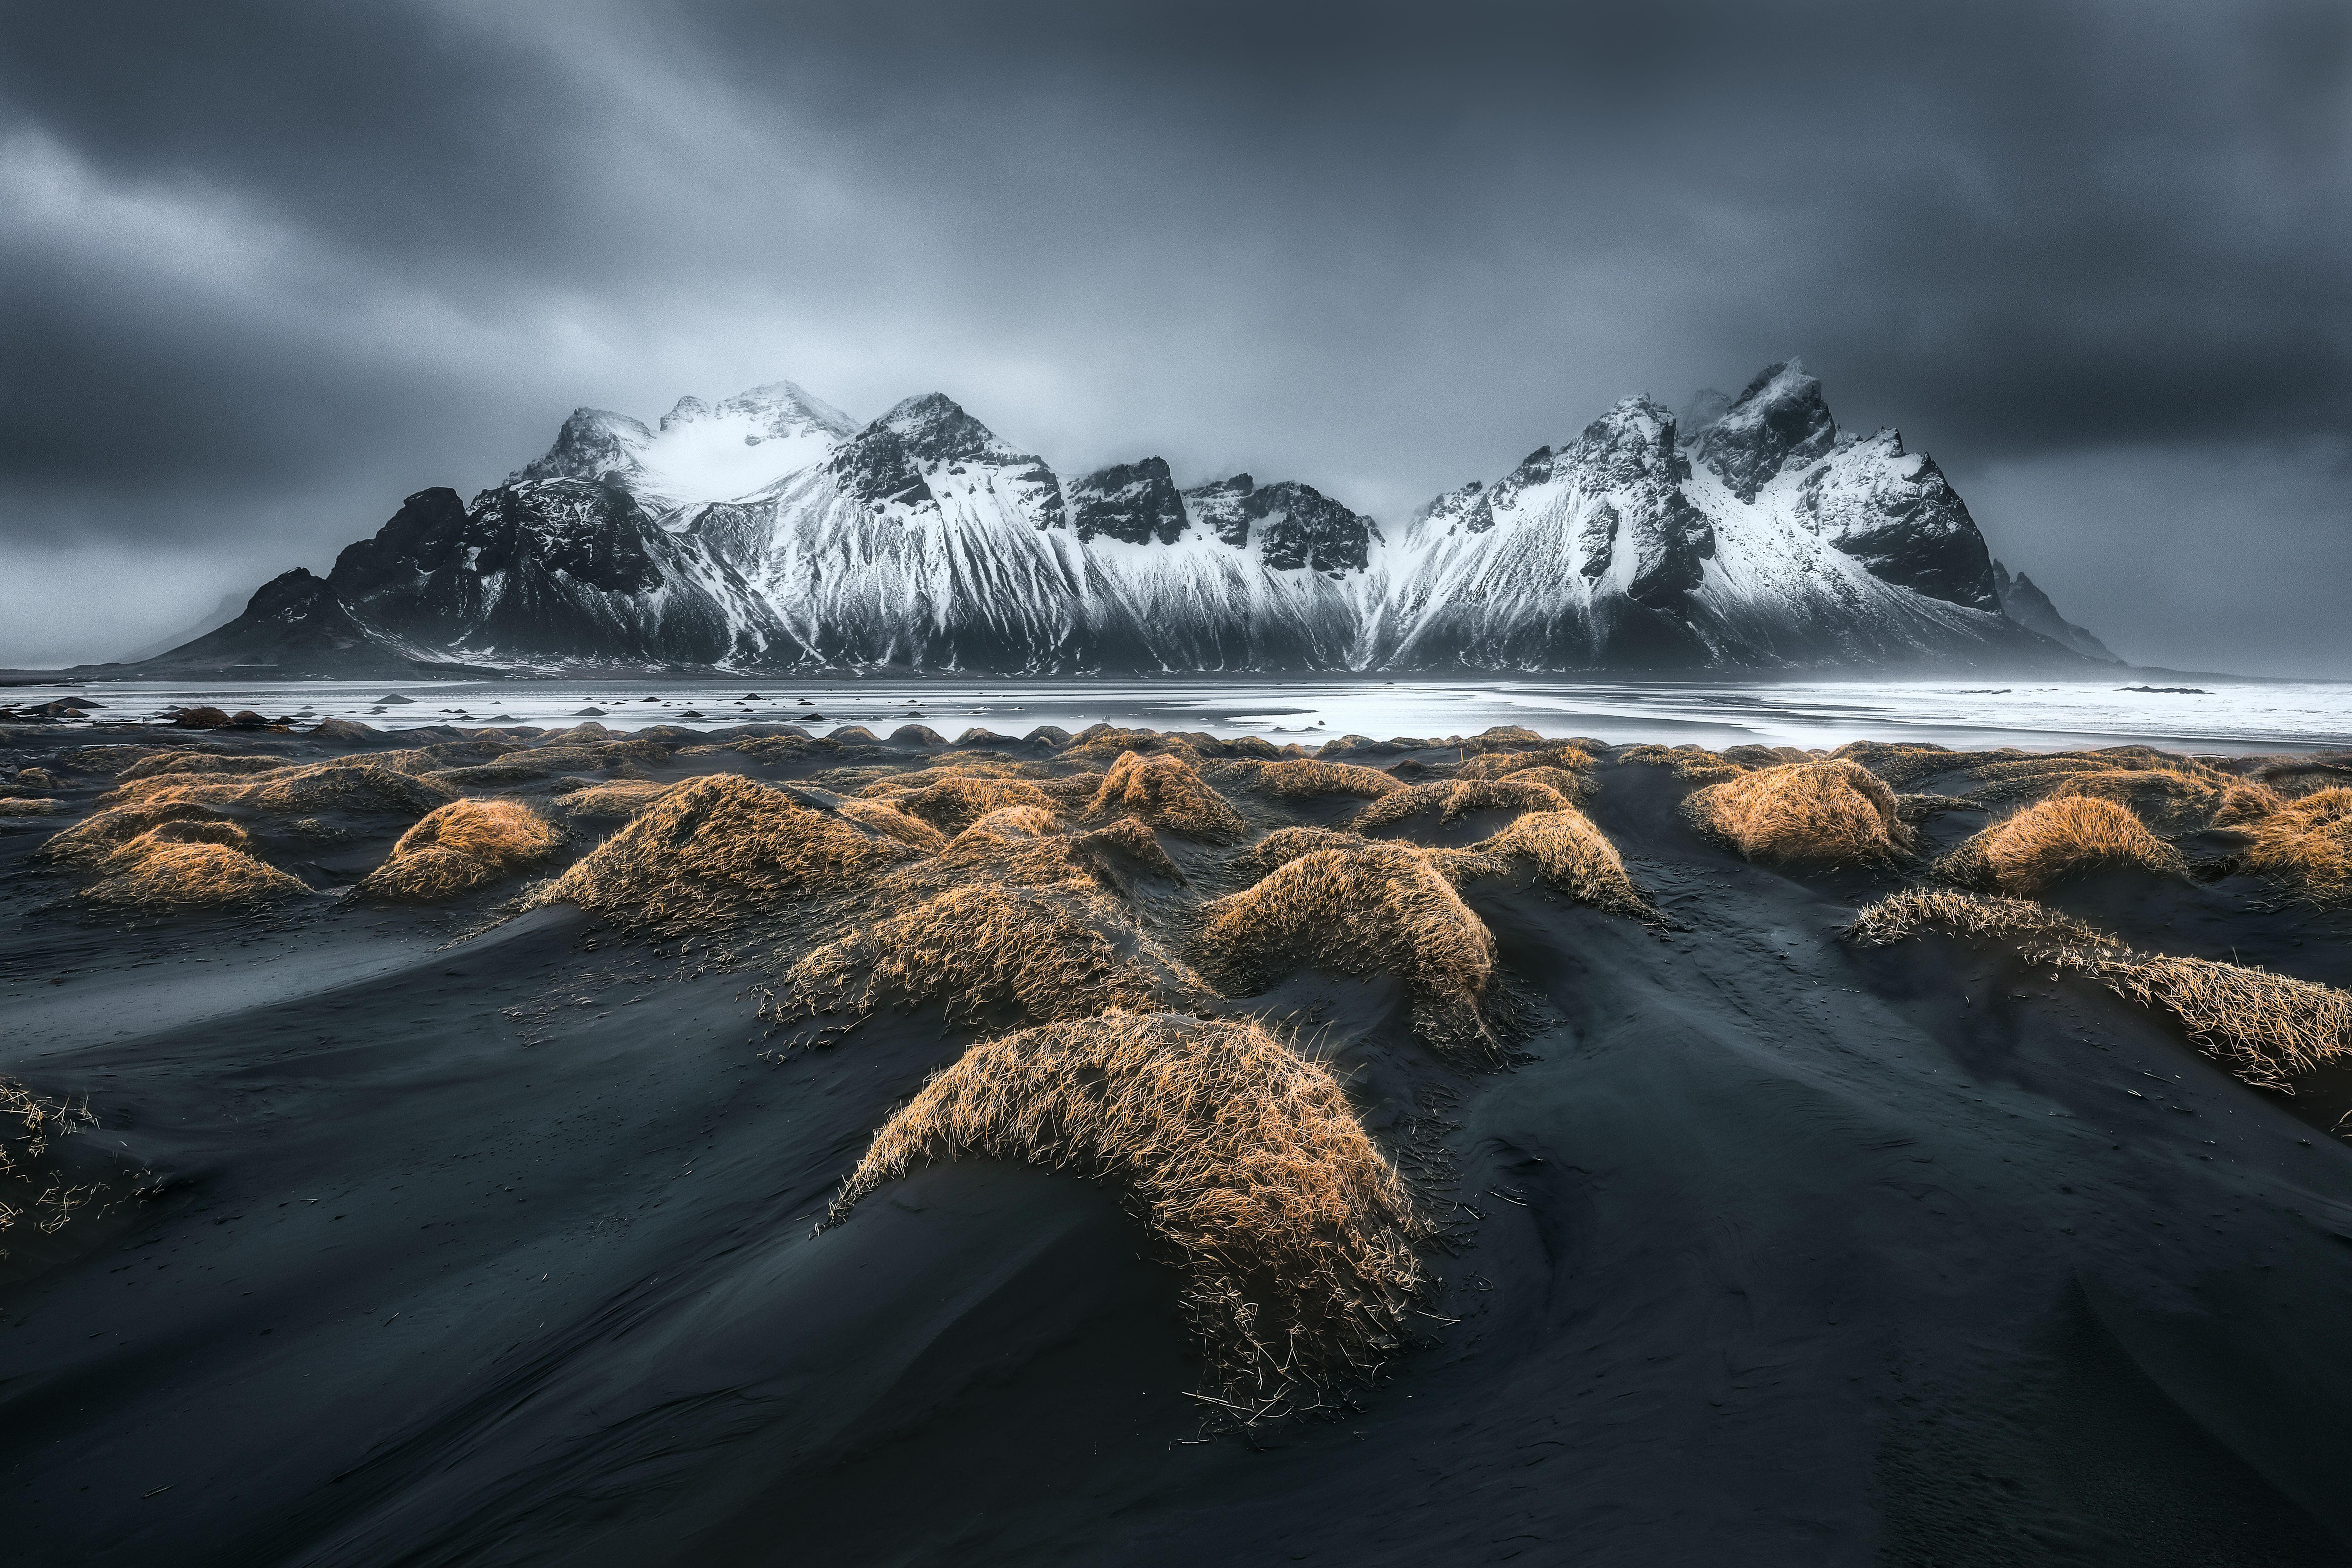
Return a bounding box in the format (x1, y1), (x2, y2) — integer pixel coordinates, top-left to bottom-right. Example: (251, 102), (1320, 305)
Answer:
(1, 0), (2345, 670)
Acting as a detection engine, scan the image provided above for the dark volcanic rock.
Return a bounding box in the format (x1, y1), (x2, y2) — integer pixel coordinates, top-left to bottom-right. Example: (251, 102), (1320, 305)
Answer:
(1995, 560), (2119, 661)
(1177, 476), (1381, 572)
(1694, 361), (1839, 502)
(1068, 458), (1187, 546)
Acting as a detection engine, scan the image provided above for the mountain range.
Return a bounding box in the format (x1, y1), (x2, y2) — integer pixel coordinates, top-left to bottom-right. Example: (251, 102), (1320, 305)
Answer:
(118, 360), (2117, 678)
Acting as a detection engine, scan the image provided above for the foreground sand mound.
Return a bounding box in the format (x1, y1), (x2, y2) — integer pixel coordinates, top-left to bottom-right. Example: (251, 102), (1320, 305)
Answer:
(781, 880), (1204, 1028)
(830, 1013), (1425, 1396)
(1087, 752), (1247, 841)
(1686, 759), (1912, 865)
(537, 773), (926, 940)
(1937, 795), (2185, 893)
(1849, 889), (2352, 1092)
(2242, 786), (2352, 902)
(82, 841), (309, 911)
(1354, 777), (1572, 833)
(1206, 758), (1401, 802)
(356, 799), (564, 901)
(1442, 808), (1652, 915)
(1200, 844), (1500, 1054)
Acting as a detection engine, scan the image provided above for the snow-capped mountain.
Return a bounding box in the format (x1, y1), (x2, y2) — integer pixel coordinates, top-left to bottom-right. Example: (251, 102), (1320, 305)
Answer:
(131, 361), (2111, 677)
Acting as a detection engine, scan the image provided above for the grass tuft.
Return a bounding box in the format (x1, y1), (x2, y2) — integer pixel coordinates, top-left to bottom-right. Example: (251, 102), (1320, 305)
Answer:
(1199, 844), (1500, 1056)
(1937, 795), (2185, 893)
(1087, 752), (1248, 841)
(1686, 759), (1913, 865)
(1847, 888), (2351, 1092)
(537, 773), (925, 941)
(828, 1012), (1426, 1397)
(1353, 777), (1572, 832)
(356, 798), (564, 901)
(2242, 786), (2352, 903)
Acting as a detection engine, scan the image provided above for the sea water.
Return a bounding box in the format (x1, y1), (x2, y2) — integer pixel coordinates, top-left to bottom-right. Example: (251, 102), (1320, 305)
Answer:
(8, 675), (2351, 753)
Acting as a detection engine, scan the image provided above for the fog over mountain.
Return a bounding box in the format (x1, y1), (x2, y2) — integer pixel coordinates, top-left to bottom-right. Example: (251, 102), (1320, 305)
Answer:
(2, 1), (2347, 675)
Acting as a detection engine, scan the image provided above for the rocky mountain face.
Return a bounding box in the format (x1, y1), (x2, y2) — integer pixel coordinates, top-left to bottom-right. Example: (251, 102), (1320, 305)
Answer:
(1994, 560), (2118, 662)
(133, 361), (2113, 677)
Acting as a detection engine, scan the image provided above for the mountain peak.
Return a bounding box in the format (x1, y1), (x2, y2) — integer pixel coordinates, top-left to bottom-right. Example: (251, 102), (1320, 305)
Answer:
(876, 392), (1011, 466)
(1695, 359), (1837, 501)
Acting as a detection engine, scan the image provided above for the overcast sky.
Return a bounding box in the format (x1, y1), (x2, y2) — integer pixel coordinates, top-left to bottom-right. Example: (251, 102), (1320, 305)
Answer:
(2, 0), (2346, 675)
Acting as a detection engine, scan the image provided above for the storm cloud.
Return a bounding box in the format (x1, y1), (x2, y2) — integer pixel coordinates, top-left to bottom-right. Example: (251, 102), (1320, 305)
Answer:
(2, 0), (2346, 673)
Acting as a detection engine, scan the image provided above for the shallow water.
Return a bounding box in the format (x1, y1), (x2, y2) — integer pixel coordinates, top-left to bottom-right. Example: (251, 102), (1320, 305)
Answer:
(9, 674), (2351, 752)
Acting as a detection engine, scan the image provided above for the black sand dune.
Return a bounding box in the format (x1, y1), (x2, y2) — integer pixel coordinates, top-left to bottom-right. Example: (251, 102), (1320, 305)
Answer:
(2, 720), (2350, 1566)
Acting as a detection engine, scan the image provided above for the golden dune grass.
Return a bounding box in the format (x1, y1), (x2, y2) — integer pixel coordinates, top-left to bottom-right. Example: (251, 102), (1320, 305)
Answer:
(1087, 752), (1247, 841)
(836, 798), (951, 853)
(1616, 743), (1747, 784)
(82, 842), (309, 910)
(859, 774), (1057, 831)
(552, 778), (676, 822)
(114, 752), (290, 783)
(1455, 744), (1596, 780)
(2242, 787), (2352, 902)
(2249, 756), (2352, 799)
(1208, 758), (1403, 801)
(2038, 769), (2228, 833)
(1848, 888), (2351, 1093)
(1686, 759), (1912, 865)
(106, 761), (455, 817)
(1199, 844), (1500, 1054)
(1236, 826), (1375, 879)
(1937, 795), (2185, 893)
(1441, 808), (1651, 915)
(2211, 781), (2284, 828)
(781, 880), (1203, 1027)
(38, 800), (247, 867)
(1353, 777), (1571, 832)
(356, 798), (564, 901)
(829, 1012), (1426, 1394)
(537, 773), (925, 939)
(0, 798), (63, 815)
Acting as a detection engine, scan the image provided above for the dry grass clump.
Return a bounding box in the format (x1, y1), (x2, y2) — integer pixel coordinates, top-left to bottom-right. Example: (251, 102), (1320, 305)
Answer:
(1236, 826), (1375, 879)
(2242, 787), (2352, 902)
(1087, 752), (1247, 842)
(2248, 755), (2352, 799)
(552, 779), (674, 823)
(1848, 888), (2351, 1093)
(1441, 808), (1651, 916)
(355, 798), (563, 901)
(1354, 777), (1571, 832)
(1829, 741), (2025, 790)
(536, 773), (925, 940)
(1686, 760), (1913, 865)
(835, 797), (951, 853)
(1721, 744), (1820, 769)
(1456, 744), (1596, 780)
(0, 798), (64, 815)
(780, 881), (1203, 1028)
(1199, 844), (1500, 1055)
(1206, 758), (1403, 802)
(39, 800), (246, 867)
(83, 841), (309, 910)
(829, 1012), (1426, 1395)
(859, 774), (1057, 832)
(106, 761), (455, 818)
(2037, 769), (2228, 834)
(1937, 796), (2185, 894)
(1616, 744), (1747, 784)
(116, 752), (289, 783)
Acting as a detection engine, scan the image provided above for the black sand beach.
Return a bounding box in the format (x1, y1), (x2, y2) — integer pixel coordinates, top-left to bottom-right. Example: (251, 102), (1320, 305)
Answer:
(3, 716), (2350, 1566)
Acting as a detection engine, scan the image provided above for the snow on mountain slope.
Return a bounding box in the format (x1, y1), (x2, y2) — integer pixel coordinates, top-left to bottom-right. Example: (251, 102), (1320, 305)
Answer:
(512, 381), (858, 516)
(149, 365), (2113, 675)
